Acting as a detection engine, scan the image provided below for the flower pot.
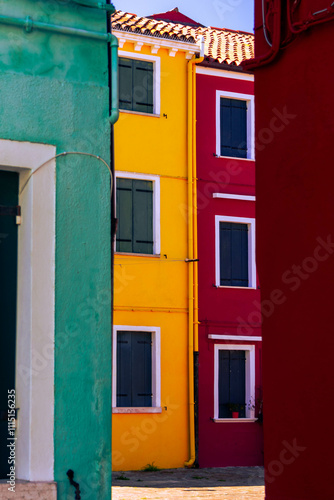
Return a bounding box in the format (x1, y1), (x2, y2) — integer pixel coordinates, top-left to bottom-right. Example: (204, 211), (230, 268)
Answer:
(232, 411), (239, 418)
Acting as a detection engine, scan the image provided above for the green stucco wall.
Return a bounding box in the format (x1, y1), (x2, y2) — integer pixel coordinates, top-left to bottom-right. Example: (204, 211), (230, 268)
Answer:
(0, 1), (112, 498)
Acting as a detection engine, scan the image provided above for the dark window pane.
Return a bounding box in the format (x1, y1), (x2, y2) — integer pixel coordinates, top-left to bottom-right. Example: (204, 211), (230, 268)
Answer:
(0, 171), (19, 479)
(116, 178), (133, 253)
(218, 350), (246, 418)
(229, 350), (246, 417)
(220, 222), (248, 286)
(116, 178), (154, 254)
(218, 350), (231, 418)
(131, 332), (152, 407)
(119, 58), (133, 111)
(116, 331), (132, 407)
(118, 58), (154, 114)
(220, 98), (247, 158)
(116, 331), (152, 407)
(133, 60), (154, 114)
(133, 180), (153, 254)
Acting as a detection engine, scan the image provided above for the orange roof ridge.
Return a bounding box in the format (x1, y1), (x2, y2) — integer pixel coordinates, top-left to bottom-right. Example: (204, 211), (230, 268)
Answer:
(111, 10), (254, 66)
(208, 26), (254, 36)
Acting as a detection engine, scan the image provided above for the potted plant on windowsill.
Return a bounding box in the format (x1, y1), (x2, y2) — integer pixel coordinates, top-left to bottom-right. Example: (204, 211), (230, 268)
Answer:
(229, 403), (245, 418)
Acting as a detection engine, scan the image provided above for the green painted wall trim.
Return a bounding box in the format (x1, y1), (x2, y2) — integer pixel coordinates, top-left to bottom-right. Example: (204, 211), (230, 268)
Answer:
(0, 13), (115, 41)
(0, 13), (119, 125)
(0, 1), (113, 498)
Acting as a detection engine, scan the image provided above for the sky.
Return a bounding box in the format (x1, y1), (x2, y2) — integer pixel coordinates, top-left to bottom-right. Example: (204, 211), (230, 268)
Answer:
(115, 0), (254, 33)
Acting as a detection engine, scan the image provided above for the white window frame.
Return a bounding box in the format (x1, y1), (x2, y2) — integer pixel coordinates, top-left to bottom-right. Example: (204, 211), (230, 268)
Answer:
(115, 171), (160, 255)
(0, 139), (56, 480)
(112, 325), (161, 413)
(214, 344), (256, 421)
(215, 215), (256, 289)
(118, 51), (161, 116)
(216, 90), (255, 160)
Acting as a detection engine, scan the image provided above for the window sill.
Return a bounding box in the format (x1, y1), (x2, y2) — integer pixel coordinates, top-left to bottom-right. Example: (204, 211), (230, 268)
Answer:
(215, 155), (255, 162)
(120, 110), (160, 118)
(115, 252), (161, 258)
(213, 418), (258, 423)
(113, 407), (162, 414)
(216, 285), (257, 290)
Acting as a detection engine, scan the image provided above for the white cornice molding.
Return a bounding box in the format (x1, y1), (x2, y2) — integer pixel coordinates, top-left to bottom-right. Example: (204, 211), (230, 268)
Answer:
(134, 41), (143, 52)
(209, 334), (262, 341)
(169, 47), (178, 57)
(151, 44), (160, 54)
(197, 66), (254, 81)
(118, 37), (126, 49)
(212, 193), (256, 201)
(113, 29), (199, 59)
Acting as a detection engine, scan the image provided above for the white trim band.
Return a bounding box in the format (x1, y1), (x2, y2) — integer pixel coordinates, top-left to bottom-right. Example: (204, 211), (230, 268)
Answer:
(115, 31), (198, 59)
(209, 335), (262, 341)
(112, 407), (162, 414)
(212, 193), (256, 201)
(213, 418), (258, 423)
(197, 66), (254, 81)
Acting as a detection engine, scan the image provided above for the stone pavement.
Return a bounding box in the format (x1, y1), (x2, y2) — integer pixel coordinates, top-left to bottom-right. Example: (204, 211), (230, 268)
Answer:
(0, 481), (57, 500)
(112, 466), (265, 499)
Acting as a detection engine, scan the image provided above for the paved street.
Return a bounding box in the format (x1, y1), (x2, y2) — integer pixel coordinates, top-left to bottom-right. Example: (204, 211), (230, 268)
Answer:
(112, 466), (265, 499)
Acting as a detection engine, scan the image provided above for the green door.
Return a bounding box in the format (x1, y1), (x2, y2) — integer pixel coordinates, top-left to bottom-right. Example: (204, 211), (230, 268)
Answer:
(0, 171), (19, 479)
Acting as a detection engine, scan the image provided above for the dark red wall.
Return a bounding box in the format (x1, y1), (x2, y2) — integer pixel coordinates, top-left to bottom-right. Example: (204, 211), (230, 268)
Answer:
(254, 2), (334, 498)
(196, 71), (263, 467)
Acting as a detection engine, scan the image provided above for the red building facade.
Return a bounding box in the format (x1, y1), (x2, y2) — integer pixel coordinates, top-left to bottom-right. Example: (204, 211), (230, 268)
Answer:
(196, 60), (263, 466)
(250, 0), (334, 497)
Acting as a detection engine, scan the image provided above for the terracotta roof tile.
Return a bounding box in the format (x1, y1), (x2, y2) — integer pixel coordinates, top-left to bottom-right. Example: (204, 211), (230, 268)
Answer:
(111, 11), (254, 66)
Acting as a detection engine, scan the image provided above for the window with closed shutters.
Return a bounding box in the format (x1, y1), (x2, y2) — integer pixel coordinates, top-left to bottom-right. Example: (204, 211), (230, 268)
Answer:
(219, 222), (249, 287)
(116, 178), (154, 254)
(218, 350), (246, 418)
(220, 98), (247, 158)
(119, 58), (154, 114)
(116, 331), (152, 408)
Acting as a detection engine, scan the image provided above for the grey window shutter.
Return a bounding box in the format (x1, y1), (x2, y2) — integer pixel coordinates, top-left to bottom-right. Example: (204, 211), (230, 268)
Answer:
(220, 222), (248, 286)
(218, 350), (231, 418)
(116, 331), (152, 408)
(118, 58), (154, 114)
(116, 178), (154, 254)
(133, 60), (154, 114)
(133, 180), (153, 254)
(131, 332), (152, 407)
(116, 331), (132, 407)
(221, 98), (247, 158)
(218, 350), (246, 418)
(119, 58), (133, 110)
(229, 351), (246, 417)
(116, 178), (133, 252)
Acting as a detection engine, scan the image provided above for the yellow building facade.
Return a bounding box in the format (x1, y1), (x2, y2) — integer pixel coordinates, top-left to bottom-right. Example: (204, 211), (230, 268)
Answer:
(111, 12), (199, 471)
